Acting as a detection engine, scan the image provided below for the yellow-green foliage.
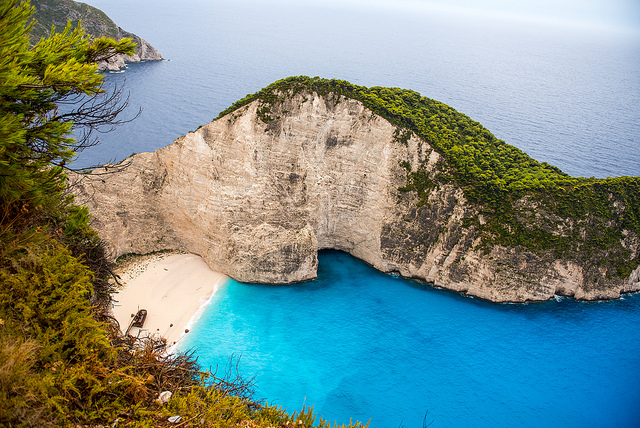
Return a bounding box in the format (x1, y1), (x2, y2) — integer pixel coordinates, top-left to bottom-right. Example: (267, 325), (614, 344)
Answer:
(0, 0), (135, 215)
(0, 239), (122, 425)
(162, 390), (369, 428)
(0, 338), (53, 426)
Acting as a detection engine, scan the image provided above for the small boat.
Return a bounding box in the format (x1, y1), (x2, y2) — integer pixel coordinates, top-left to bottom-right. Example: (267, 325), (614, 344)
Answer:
(131, 309), (147, 328)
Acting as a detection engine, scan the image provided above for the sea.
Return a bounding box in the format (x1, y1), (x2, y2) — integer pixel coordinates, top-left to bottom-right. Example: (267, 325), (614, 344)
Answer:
(78, 1), (640, 426)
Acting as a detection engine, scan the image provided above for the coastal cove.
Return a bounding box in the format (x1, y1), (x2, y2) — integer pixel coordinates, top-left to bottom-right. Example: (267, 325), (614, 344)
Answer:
(107, 248), (640, 427)
(71, 0), (640, 427)
(4, 0), (640, 426)
(110, 251), (227, 347)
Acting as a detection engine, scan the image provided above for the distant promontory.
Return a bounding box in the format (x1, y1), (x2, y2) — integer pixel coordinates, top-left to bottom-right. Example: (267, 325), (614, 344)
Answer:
(30, 0), (162, 71)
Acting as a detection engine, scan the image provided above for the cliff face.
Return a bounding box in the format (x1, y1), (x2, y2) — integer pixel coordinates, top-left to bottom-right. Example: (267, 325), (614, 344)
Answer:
(74, 91), (640, 303)
(30, 0), (162, 71)
(97, 27), (163, 71)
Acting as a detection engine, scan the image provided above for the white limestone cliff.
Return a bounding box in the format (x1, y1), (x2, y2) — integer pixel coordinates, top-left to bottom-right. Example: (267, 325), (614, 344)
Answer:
(73, 92), (640, 302)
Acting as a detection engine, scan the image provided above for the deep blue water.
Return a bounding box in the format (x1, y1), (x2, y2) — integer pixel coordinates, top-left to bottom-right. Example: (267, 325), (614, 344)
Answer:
(78, 1), (640, 426)
(78, 0), (640, 178)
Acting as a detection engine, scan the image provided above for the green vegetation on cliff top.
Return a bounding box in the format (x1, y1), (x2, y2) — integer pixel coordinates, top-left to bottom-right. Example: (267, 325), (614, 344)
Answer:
(219, 76), (640, 278)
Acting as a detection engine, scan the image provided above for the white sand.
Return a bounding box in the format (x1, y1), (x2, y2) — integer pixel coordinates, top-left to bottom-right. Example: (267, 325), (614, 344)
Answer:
(111, 251), (227, 348)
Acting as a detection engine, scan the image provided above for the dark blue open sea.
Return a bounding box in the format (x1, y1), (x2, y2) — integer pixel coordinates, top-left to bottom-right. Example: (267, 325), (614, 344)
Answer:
(82, 1), (640, 426)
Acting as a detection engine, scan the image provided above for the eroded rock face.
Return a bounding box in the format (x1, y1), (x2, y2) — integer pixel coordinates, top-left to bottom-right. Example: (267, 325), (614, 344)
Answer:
(97, 28), (163, 72)
(73, 93), (640, 302)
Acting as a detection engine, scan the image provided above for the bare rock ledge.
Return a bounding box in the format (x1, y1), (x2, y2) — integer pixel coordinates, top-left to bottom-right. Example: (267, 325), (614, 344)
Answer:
(73, 92), (640, 303)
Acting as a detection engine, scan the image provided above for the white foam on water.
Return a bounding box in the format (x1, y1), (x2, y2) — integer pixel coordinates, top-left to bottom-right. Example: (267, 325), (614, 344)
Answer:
(168, 276), (229, 354)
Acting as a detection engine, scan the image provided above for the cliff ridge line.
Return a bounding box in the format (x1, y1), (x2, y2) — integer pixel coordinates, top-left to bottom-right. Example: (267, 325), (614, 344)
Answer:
(73, 79), (640, 303)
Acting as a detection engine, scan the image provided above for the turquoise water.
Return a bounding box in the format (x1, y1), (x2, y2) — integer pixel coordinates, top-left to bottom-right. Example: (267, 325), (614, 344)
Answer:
(76, 1), (640, 425)
(180, 251), (640, 427)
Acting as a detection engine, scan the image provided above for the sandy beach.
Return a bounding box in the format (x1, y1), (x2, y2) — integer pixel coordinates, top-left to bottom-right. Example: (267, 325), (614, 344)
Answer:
(110, 251), (227, 348)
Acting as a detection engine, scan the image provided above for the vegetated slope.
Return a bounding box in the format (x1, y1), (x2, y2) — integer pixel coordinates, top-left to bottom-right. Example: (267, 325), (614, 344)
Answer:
(29, 0), (119, 41)
(220, 76), (640, 284)
(29, 0), (162, 69)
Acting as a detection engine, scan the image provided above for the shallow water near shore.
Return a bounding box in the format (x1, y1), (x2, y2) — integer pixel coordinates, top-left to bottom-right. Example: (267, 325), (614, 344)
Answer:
(180, 250), (640, 427)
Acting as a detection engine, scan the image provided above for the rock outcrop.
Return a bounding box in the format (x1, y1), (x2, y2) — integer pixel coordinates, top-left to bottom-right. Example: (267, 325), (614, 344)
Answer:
(73, 89), (640, 303)
(30, 0), (162, 71)
(97, 27), (163, 72)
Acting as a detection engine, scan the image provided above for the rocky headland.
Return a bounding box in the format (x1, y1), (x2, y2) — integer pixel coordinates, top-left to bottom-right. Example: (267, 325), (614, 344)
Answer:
(95, 27), (163, 72)
(73, 77), (640, 303)
(30, 0), (162, 71)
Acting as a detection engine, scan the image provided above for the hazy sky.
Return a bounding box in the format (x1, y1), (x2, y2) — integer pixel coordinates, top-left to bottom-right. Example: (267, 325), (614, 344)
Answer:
(280, 0), (640, 33)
